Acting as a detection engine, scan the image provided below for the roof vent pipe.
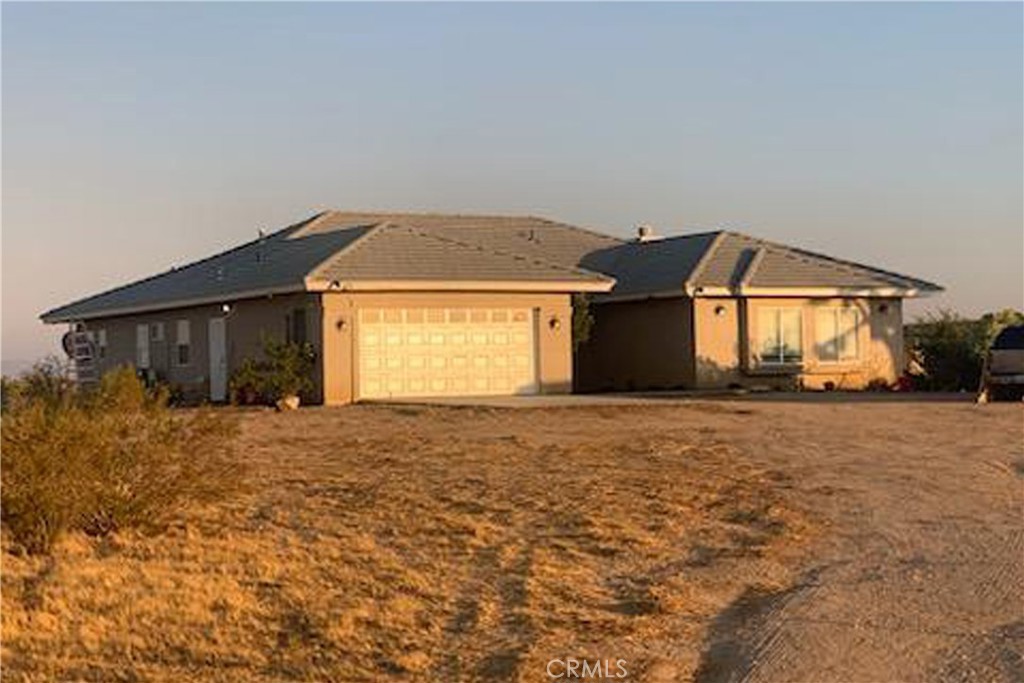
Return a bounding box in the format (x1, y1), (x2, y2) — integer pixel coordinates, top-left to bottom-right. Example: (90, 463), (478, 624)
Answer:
(256, 229), (266, 264)
(636, 224), (660, 242)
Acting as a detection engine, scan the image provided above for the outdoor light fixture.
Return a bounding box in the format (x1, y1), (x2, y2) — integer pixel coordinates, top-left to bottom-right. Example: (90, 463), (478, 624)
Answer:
(221, 303), (232, 314)
(549, 316), (561, 331)
(878, 303), (890, 314)
(714, 305), (727, 317)
(335, 317), (347, 331)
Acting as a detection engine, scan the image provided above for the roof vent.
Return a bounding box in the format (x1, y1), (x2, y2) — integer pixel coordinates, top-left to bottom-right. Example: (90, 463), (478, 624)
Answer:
(256, 229), (267, 264)
(636, 224), (660, 242)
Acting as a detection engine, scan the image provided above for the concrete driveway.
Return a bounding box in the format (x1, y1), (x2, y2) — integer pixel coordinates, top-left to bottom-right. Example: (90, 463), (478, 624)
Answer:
(371, 390), (974, 409)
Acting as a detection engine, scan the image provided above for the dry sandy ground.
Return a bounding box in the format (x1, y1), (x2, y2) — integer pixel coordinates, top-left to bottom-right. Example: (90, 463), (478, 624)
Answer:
(2, 397), (1021, 682)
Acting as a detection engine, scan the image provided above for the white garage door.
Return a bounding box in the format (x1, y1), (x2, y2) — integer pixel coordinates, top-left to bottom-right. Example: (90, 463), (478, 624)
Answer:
(357, 308), (538, 399)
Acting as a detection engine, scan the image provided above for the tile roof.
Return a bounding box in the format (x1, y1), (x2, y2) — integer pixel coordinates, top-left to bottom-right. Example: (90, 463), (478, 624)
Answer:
(40, 211), (942, 323)
(41, 217), (373, 322)
(296, 211), (623, 271)
(311, 222), (612, 284)
(594, 230), (943, 299)
(40, 211), (617, 322)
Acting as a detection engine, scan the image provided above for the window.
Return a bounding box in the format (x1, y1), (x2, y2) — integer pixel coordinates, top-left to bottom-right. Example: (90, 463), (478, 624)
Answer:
(135, 324), (150, 369)
(287, 308), (307, 345)
(150, 322), (165, 342)
(97, 329), (107, 359)
(816, 308), (860, 362)
(176, 320), (191, 365)
(758, 308), (803, 364)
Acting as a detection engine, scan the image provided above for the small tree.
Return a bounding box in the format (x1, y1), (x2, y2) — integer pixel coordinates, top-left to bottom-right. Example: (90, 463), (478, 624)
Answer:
(571, 293), (595, 351)
(229, 338), (316, 405)
(262, 338), (316, 400)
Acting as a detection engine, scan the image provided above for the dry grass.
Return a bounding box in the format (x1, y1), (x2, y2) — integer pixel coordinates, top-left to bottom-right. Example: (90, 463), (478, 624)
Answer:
(1, 403), (815, 682)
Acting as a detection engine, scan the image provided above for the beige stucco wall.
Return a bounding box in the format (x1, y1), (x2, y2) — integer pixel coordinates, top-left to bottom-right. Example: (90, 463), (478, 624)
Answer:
(321, 291), (573, 405)
(692, 297), (745, 387)
(694, 296), (905, 389)
(78, 293), (322, 401)
(575, 298), (695, 392)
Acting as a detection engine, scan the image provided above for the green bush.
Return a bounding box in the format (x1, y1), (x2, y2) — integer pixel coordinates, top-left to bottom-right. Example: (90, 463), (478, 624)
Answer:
(906, 309), (1024, 391)
(1, 366), (241, 554)
(230, 338), (316, 405)
(572, 293), (595, 351)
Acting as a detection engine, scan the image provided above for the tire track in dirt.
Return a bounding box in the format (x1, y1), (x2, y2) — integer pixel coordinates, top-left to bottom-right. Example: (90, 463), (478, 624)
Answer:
(690, 401), (1024, 683)
(693, 568), (822, 683)
(434, 541), (537, 682)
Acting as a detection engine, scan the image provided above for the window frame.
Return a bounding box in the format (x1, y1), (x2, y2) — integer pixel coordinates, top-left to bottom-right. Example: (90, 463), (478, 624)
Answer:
(135, 324), (151, 369)
(287, 308), (308, 346)
(815, 307), (861, 364)
(175, 319), (192, 367)
(96, 329), (107, 359)
(756, 307), (804, 366)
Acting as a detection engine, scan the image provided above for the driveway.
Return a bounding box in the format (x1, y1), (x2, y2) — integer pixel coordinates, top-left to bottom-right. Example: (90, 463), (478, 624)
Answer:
(685, 399), (1023, 683)
(356, 393), (1022, 681)
(374, 390), (974, 410)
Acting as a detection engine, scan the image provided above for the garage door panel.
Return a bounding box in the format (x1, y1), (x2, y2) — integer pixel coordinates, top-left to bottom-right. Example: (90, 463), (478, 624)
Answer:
(357, 307), (538, 399)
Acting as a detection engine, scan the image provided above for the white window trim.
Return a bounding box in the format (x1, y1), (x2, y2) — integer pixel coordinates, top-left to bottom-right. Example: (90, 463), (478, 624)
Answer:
(135, 324), (151, 369)
(175, 319), (192, 366)
(757, 307), (804, 366)
(816, 307), (861, 364)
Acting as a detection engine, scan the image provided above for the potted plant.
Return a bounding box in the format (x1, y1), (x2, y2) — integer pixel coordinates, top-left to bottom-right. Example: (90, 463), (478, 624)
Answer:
(229, 339), (315, 410)
(261, 338), (316, 410)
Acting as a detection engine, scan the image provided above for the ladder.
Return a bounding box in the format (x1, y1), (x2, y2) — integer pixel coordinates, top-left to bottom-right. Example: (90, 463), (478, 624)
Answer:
(69, 324), (98, 387)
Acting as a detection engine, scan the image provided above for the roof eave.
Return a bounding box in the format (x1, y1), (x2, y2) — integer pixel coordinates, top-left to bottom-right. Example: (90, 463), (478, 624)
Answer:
(610, 283), (943, 302)
(687, 285), (939, 298)
(39, 284), (308, 324)
(306, 277), (614, 294)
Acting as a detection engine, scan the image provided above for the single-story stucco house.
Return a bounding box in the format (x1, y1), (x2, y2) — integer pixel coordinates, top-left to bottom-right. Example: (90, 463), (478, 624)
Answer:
(41, 211), (942, 403)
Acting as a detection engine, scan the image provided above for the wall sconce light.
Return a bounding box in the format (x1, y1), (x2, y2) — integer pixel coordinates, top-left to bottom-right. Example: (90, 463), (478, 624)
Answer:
(335, 317), (347, 331)
(221, 303), (232, 314)
(549, 316), (561, 331)
(714, 305), (727, 317)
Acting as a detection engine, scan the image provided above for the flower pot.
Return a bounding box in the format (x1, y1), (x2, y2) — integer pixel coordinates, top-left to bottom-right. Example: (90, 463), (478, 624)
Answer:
(276, 395), (301, 411)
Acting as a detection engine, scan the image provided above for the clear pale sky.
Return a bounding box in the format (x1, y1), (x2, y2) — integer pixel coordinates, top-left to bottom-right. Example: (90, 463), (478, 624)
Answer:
(3, 2), (1022, 370)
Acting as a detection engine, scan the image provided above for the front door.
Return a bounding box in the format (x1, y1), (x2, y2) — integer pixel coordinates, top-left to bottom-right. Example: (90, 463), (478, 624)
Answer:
(208, 318), (227, 402)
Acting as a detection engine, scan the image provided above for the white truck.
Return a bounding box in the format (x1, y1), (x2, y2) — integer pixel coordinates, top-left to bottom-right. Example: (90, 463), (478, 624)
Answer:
(981, 325), (1024, 402)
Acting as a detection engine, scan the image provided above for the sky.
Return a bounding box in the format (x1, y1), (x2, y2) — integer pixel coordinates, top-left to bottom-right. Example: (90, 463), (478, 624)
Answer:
(3, 2), (1022, 371)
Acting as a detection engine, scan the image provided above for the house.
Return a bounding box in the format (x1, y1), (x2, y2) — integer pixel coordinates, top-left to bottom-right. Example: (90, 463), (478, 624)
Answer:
(575, 228), (942, 392)
(41, 211), (941, 402)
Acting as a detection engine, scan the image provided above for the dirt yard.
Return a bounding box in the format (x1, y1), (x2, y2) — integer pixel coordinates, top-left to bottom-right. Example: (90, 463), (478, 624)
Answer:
(2, 397), (1021, 682)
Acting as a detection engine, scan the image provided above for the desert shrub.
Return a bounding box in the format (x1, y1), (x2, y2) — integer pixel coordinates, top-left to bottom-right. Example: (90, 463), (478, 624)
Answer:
(1, 357), (75, 414)
(905, 309), (1024, 391)
(230, 338), (316, 405)
(1, 366), (241, 554)
(0, 375), (21, 413)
